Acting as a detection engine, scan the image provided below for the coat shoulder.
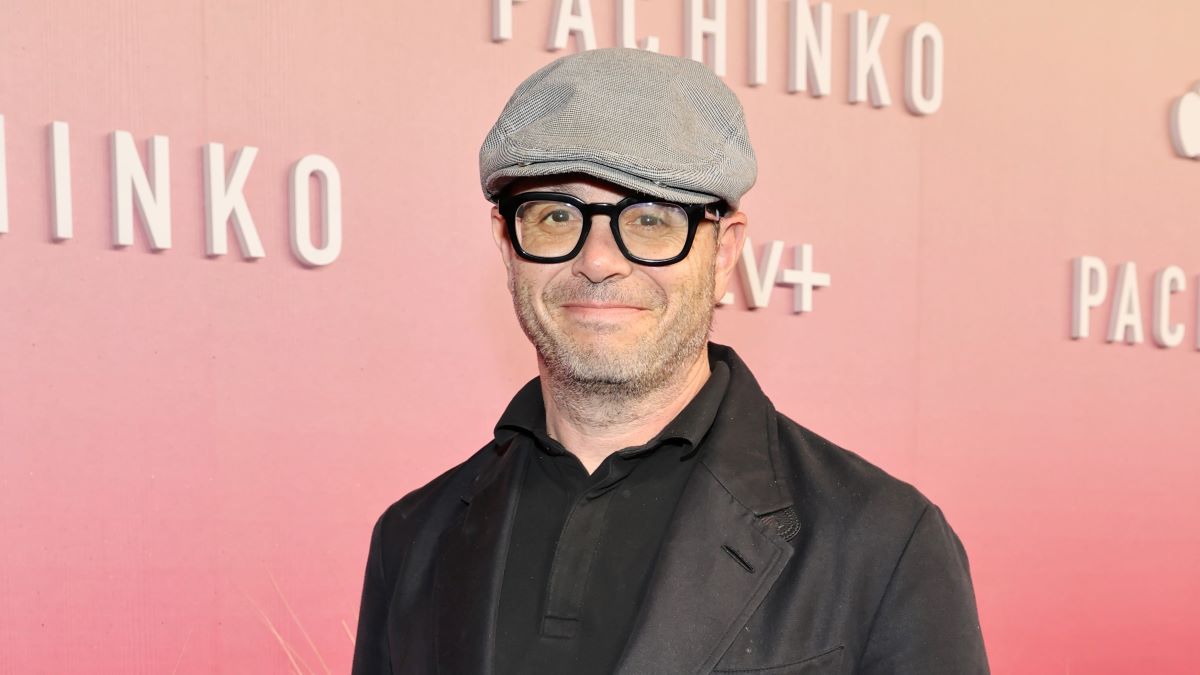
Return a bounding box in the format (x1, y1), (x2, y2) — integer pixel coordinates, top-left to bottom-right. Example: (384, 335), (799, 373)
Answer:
(772, 411), (933, 540)
(370, 443), (499, 578)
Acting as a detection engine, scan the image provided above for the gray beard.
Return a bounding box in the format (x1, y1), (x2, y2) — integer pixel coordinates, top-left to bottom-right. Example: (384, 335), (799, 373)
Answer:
(510, 262), (716, 406)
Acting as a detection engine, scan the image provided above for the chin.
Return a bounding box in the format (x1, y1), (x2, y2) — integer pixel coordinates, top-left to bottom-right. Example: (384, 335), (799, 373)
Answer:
(563, 327), (648, 355)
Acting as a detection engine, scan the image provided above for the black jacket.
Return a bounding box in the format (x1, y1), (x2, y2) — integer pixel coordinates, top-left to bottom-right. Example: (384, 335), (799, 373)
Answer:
(352, 345), (990, 674)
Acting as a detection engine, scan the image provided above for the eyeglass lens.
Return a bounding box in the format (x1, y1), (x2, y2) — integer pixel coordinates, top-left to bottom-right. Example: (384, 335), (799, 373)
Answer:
(513, 200), (691, 261)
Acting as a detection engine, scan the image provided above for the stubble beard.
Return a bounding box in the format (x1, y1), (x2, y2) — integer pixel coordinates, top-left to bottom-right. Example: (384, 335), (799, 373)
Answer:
(510, 262), (716, 403)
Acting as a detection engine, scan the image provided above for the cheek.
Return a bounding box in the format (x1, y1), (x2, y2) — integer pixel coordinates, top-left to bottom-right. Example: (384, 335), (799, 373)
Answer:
(655, 258), (715, 304)
(641, 272), (688, 313)
(510, 264), (559, 306)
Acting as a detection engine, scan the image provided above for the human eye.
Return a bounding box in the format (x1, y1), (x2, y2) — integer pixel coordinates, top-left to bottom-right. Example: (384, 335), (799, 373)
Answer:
(516, 201), (582, 229)
(621, 203), (686, 232)
(543, 208), (577, 225)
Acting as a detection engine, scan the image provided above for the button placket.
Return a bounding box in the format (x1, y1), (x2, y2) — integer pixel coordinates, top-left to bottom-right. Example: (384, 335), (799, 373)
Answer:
(538, 485), (616, 639)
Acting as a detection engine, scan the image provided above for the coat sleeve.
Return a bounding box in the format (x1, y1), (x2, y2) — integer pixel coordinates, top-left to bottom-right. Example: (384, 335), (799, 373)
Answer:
(350, 514), (392, 675)
(858, 503), (990, 674)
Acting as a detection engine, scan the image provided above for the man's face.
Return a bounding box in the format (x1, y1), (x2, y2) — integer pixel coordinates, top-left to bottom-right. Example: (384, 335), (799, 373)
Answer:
(490, 175), (746, 395)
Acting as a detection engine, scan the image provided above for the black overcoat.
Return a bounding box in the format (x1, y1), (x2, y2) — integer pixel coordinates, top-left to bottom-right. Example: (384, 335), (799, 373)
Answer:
(351, 345), (990, 674)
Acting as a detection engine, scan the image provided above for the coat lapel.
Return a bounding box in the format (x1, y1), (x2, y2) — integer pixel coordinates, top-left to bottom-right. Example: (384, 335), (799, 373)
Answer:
(432, 439), (527, 675)
(615, 465), (794, 674)
(617, 344), (798, 674)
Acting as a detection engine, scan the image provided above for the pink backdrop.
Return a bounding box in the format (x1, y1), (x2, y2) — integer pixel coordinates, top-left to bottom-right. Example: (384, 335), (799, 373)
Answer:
(2, 1), (1197, 673)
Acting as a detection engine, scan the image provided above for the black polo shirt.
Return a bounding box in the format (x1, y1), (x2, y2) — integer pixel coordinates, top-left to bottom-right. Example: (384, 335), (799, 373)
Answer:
(491, 359), (731, 675)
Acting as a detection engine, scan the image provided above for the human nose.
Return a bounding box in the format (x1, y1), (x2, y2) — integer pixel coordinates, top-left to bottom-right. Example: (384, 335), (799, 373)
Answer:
(571, 217), (633, 283)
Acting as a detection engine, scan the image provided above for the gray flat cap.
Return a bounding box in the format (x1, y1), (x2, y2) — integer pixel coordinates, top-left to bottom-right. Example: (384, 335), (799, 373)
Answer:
(480, 47), (756, 209)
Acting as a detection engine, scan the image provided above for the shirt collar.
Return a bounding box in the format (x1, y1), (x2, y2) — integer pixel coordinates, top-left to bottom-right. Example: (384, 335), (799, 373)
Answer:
(493, 350), (732, 458)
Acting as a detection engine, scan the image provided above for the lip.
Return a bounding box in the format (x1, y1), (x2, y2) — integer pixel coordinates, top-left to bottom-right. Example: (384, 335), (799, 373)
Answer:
(559, 303), (648, 319)
(560, 302), (646, 310)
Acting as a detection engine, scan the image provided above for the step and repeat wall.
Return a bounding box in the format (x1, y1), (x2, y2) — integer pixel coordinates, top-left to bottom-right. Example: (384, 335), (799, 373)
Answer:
(1, 1), (1197, 673)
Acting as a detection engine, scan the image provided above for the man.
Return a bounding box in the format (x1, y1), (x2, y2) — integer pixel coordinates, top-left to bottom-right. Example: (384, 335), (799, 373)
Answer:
(352, 48), (989, 674)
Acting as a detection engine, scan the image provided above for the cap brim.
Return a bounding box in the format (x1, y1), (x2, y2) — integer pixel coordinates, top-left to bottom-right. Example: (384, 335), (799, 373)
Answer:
(484, 160), (730, 208)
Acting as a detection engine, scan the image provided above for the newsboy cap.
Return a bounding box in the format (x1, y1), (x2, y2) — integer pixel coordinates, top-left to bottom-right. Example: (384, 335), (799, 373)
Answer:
(479, 47), (757, 209)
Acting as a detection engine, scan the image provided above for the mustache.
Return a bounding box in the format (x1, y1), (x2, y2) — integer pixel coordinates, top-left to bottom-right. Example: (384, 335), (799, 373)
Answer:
(542, 279), (665, 309)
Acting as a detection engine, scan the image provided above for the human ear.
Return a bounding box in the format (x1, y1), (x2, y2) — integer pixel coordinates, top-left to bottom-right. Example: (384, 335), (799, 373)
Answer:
(490, 206), (515, 273)
(711, 211), (747, 303)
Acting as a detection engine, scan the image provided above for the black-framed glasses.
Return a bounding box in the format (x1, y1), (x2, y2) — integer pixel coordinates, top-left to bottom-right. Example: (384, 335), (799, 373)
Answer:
(497, 191), (724, 266)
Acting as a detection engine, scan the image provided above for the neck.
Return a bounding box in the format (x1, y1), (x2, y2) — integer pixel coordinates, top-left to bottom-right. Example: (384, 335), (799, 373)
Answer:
(538, 347), (712, 474)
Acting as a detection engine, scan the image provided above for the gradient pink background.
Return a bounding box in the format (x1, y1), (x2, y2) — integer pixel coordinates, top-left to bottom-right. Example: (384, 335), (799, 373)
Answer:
(1, 1), (1197, 673)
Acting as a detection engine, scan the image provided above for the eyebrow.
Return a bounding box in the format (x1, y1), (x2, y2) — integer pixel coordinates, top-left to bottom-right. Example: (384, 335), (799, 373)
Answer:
(524, 184), (583, 196)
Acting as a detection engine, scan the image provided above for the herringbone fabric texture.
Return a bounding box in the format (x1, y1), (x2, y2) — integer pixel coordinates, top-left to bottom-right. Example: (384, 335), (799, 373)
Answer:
(480, 48), (757, 208)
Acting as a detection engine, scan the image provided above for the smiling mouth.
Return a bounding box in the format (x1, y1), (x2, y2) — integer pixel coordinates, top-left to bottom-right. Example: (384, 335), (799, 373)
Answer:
(558, 303), (648, 319)
(561, 303), (646, 310)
